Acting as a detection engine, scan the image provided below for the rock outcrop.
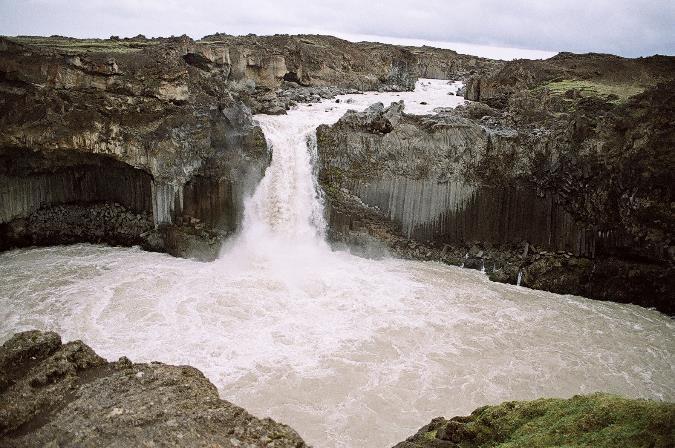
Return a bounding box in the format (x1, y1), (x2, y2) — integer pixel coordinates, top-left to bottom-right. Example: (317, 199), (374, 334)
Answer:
(394, 393), (675, 448)
(464, 52), (675, 107)
(0, 330), (308, 447)
(317, 56), (675, 313)
(0, 35), (270, 259)
(2, 331), (672, 448)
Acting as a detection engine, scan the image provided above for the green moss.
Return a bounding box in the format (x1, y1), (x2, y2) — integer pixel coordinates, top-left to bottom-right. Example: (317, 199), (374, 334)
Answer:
(539, 79), (646, 103)
(406, 394), (674, 448)
(7, 36), (160, 53)
(422, 430), (437, 441)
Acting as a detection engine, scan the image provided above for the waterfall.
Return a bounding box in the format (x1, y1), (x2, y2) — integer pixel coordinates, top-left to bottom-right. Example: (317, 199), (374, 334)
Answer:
(221, 79), (466, 257)
(2, 79), (674, 448)
(239, 116), (327, 243)
(4, 240), (673, 448)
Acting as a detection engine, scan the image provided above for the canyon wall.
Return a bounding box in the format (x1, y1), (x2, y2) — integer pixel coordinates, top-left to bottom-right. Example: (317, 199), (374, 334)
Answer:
(317, 73), (675, 313)
(1, 34), (672, 311)
(0, 34), (495, 258)
(317, 104), (595, 255)
(0, 35), (274, 258)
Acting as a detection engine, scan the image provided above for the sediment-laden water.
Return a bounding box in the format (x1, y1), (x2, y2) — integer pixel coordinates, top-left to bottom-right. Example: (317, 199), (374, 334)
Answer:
(1, 80), (673, 448)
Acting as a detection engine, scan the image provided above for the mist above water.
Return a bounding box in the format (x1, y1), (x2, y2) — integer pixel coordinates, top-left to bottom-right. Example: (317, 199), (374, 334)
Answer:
(1, 81), (673, 448)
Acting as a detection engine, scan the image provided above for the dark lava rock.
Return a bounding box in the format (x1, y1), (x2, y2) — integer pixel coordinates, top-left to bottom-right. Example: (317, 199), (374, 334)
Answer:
(317, 58), (675, 314)
(0, 331), (308, 448)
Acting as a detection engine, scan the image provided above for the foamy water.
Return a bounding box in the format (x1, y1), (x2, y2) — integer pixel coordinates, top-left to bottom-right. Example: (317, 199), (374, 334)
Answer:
(1, 80), (673, 448)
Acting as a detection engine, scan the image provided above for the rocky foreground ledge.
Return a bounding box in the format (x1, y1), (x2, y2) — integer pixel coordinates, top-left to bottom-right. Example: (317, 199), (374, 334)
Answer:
(0, 331), (307, 447)
(2, 331), (673, 448)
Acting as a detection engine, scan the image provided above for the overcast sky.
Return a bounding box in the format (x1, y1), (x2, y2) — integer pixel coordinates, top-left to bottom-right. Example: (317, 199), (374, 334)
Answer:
(1, 0), (673, 59)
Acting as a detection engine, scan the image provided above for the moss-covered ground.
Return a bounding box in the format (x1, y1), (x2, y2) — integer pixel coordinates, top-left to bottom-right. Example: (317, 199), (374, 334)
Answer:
(540, 79), (647, 103)
(399, 393), (674, 448)
(6, 36), (159, 53)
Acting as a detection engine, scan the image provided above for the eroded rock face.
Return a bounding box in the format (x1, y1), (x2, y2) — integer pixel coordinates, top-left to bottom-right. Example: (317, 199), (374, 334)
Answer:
(317, 102), (591, 251)
(317, 72), (675, 313)
(0, 34), (497, 258)
(0, 330), (308, 448)
(0, 36), (266, 182)
(0, 35), (270, 258)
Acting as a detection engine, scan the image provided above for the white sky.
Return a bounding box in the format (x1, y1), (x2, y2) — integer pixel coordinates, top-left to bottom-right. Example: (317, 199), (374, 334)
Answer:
(0, 0), (673, 59)
(335, 33), (556, 60)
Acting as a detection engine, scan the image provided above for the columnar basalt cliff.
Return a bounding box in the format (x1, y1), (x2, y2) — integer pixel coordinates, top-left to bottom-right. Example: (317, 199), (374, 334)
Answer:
(0, 34), (495, 259)
(0, 35), (271, 259)
(317, 56), (675, 313)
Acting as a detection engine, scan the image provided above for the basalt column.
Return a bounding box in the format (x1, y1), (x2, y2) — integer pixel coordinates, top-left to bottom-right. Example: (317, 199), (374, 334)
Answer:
(0, 148), (154, 249)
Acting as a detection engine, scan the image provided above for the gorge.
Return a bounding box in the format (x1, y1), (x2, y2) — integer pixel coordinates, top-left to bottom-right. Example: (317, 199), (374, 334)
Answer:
(0, 34), (674, 447)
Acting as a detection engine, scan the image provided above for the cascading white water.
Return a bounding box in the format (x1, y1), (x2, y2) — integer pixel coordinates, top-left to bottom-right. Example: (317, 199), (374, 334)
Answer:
(1, 80), (673, 448)
(229, 79), (466, 254)
(239, 119), (326, 243)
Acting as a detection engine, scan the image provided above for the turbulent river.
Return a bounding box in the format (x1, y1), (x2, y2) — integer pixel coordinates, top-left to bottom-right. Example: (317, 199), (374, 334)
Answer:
(1, 80), (673, 448)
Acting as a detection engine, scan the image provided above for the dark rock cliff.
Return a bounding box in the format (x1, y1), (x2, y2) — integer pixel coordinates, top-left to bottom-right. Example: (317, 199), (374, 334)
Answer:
(317, 58), (675, 313)
(0, 34), (494, 259)
(0, 35), (270, 259)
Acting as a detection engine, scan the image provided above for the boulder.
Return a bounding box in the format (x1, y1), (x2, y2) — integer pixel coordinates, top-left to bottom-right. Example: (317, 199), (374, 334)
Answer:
(0, 331), (308, 448)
